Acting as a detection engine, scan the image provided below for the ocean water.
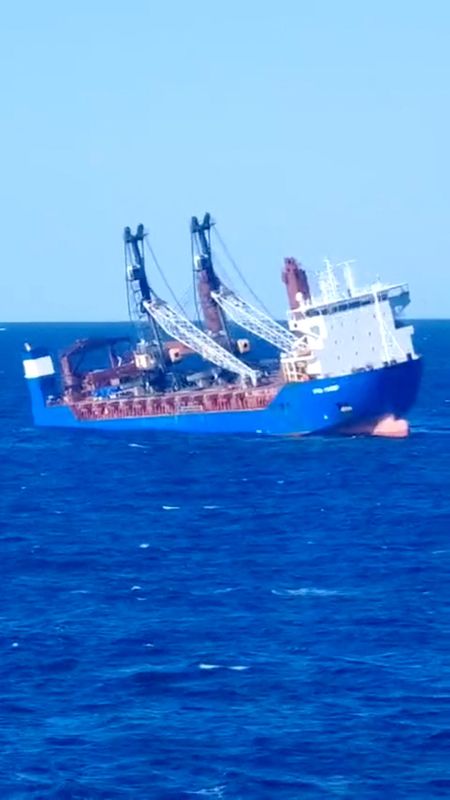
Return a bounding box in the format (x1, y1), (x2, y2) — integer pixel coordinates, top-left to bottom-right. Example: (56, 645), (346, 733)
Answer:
(1, 320), (449, 799)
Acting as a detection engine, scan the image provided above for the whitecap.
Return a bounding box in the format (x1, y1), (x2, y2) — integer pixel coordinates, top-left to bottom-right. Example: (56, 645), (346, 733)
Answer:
(228, 665), (248, 671)
(188, 786), (226, 798)
(198, 663), (221, 670)
(131, 585), (142, 591)
(162, 505), (180, 511)
(139, 543), (150, 549)
(213, 587), (239, 594)
(290, 587), (338, 597)
(272, 587), (339, 597)
(203, 505), (220, 510)
(128, 442), (147, 449)
(11, 642), (19, 648)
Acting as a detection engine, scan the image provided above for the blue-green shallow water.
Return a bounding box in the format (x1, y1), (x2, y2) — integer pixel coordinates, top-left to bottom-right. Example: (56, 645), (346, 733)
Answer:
(0, 321), (449, 799)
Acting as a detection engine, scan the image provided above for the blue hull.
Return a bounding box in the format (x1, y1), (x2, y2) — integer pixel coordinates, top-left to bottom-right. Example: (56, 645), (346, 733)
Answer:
(25, 357), (422, 436)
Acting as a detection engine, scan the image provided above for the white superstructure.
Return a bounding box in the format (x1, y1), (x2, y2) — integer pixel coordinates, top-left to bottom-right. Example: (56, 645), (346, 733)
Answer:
(286, 261), (417, 379)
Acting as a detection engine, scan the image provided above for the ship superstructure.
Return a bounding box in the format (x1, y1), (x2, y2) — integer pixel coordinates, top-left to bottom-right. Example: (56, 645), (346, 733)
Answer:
(283, 257), (415, 378)
(23, 215), (422, 437)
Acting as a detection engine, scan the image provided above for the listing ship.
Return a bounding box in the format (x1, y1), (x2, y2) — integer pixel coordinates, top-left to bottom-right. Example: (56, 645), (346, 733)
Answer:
(23, 214), (422, 437)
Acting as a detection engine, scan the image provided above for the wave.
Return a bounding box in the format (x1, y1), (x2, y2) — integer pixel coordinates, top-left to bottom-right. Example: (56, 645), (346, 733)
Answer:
(411, 425), (450, 434)
(198, 663), (249, 671)
(271, 587), (340, 597)
(187, 785), (226, 797)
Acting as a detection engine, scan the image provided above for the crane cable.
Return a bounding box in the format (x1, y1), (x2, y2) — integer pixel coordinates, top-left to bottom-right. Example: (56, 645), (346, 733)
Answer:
(144, 238), (186, 315)
(212, 227), (273, 316)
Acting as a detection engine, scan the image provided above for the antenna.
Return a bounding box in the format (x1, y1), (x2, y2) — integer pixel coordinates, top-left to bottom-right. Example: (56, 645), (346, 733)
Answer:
(336, 259), (356, 297)
(319, 259), (340, 303)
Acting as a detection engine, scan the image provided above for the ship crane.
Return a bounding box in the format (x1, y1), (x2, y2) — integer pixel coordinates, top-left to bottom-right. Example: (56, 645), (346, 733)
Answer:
(142, 297), (258, 386)
(211, 287), (309, 354)
(124, 224), (165, 365)
(125, 224), (258, 386)
(191, 213), (312, 355)
(191, 214), (232, 348)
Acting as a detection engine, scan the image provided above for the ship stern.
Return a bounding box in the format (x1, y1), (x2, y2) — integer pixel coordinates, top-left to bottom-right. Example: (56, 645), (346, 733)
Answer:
(23, 345), (58, 425)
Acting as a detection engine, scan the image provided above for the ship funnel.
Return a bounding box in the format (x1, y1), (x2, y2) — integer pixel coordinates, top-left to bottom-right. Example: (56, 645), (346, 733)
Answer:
(282, 258), (311, 309)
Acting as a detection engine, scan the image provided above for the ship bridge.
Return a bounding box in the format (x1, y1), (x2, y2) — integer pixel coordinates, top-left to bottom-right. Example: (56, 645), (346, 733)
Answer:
(289, 282), (410, 323)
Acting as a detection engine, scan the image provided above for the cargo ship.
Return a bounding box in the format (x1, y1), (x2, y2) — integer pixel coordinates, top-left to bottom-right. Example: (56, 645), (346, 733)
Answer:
(23, 214), (422, 437)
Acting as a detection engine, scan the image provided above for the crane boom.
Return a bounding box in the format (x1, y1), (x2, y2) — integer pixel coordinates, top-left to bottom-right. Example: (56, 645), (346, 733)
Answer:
(191, 212), (314, 354)
(142, 299), (258, 385)
(211, 288), (309, 354)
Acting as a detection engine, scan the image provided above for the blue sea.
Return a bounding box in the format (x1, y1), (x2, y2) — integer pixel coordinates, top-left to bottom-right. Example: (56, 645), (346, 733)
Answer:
(1, 321), (449, 799)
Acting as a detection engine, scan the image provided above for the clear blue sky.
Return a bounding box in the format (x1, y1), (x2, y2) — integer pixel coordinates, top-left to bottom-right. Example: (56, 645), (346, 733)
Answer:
(1, 1), (448, 320)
